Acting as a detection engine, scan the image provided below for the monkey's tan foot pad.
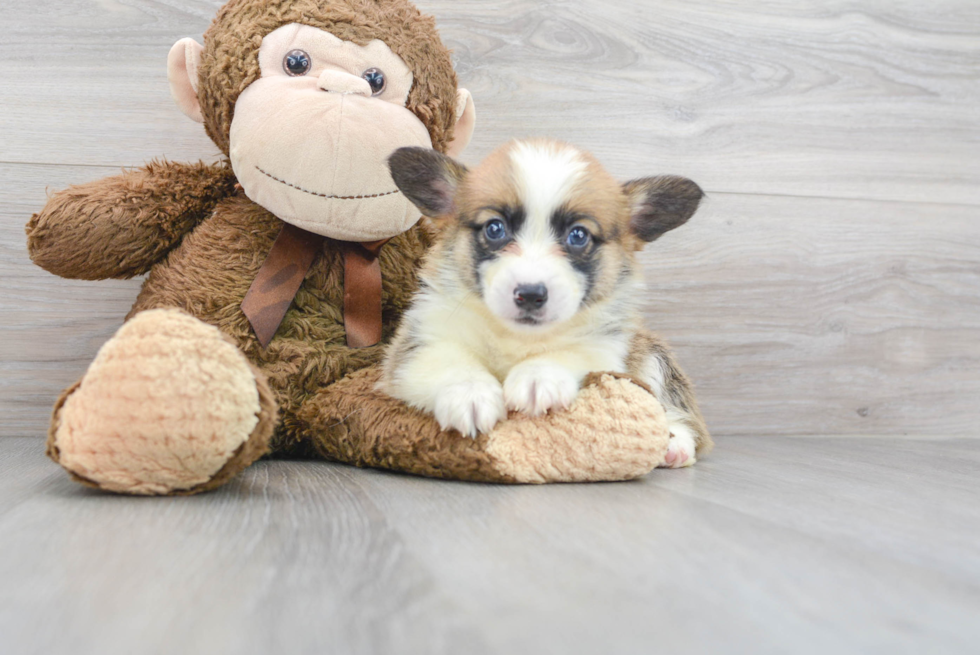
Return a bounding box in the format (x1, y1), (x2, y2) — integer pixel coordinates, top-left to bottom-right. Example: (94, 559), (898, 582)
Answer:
(48, 309), (276, 495)
(302, 367), (670, 484)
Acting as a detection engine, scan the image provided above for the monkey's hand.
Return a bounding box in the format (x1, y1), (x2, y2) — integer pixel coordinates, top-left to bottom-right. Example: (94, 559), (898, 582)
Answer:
(26, 159), (236, 280)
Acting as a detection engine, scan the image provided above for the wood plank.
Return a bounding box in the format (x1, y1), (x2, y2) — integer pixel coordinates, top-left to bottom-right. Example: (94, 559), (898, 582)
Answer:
(637, 192), (980, 437)
(0, 43), (221, 167)
(0, 1), (978, 203)
(648, 437), (980, 581)
(350, 437), (980, 654)
(1, 436), (978, 654)
(434, 0), (980, 205)
(0, 0), (220, 46)
(0, 438), (491, 655)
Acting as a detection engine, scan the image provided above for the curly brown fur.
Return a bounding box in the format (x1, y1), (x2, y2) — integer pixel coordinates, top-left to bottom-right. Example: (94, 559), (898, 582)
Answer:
(26, 160), (236, 280)
(296, 367), (519, 482)
(199, 0), (460, 155)
(295, 366), (669, 484)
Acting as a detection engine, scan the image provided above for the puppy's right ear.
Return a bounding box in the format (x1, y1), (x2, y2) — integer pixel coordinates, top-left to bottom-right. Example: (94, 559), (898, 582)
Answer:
(388, 147), (468, 218)
(624, 175), (703, 247)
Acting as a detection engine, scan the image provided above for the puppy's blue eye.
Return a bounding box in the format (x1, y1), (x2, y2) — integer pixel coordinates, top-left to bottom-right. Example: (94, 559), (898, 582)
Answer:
(484, 219), (507, 242)
(566, 226), (591, 249)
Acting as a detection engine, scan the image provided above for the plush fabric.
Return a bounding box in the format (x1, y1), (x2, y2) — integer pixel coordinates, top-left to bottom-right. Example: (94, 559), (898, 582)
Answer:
(168, 38), (205, 123)
(198, 0), (461, 155)
(26, 160), (236, 280)
(227, 23), (434, 240)
(230, 75), (431, 240)
(298, 368), (668, 483)
(122, 191), (430, 456)
(47, 309), (275, 495)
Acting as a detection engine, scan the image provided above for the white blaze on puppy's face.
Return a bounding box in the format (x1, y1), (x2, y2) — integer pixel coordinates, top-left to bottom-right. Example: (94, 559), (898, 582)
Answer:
(479, 142), (592, 328)
(511, 141), (587, 242)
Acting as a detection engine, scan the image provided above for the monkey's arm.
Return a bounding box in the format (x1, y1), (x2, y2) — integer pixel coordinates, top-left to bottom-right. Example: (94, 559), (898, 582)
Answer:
(26, 160), (236, 280)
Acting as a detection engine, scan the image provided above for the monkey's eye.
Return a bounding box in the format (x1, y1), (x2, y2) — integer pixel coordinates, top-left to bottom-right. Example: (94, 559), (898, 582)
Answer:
(283, 50), (312, 76)
(566, 226), (592, 250)
(362, 68), (386, 95)
(484, 219), (508, 242)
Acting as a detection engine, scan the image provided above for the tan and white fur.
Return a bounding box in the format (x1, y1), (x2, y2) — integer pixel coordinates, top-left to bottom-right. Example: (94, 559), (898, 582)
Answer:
(383, 139), (712, 468)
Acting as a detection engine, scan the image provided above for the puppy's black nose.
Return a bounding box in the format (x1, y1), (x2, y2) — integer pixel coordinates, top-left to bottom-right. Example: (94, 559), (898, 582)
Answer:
(514, 284), (548, 310)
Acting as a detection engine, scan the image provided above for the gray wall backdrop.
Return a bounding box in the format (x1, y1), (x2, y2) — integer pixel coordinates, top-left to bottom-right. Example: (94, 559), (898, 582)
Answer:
(1, 0), (977, 438)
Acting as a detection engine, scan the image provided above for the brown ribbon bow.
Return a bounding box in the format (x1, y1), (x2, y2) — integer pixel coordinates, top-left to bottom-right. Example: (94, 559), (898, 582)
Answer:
(241, 223), (388, 349)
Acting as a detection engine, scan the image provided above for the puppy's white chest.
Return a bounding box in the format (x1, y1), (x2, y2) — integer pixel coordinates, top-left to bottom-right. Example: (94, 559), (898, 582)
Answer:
(482, 326), (630, 382)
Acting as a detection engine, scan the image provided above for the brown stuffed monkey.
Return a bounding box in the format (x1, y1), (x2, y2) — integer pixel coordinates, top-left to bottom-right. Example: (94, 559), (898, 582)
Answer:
(25, 0), (672, 495)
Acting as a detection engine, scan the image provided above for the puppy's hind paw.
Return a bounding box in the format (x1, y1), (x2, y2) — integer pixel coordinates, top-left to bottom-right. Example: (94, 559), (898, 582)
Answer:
(660, 430), (697, 469)
(433, 379), (506, 438)
(503, 361), (580, 416)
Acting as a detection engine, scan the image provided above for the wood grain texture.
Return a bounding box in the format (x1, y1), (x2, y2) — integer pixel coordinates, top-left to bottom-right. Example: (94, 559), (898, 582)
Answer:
(1, 436), (978, 654)
(639, 193), (980, 436)
(2, 0), (977, 202)
(2, 0), (979, 439)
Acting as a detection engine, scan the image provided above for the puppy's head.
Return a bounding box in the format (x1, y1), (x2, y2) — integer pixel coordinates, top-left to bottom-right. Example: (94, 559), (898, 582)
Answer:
(389, 139), (702, 330)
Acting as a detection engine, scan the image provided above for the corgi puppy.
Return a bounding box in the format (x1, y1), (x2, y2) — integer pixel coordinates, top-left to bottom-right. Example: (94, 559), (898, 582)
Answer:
(382, 139), (712, 468)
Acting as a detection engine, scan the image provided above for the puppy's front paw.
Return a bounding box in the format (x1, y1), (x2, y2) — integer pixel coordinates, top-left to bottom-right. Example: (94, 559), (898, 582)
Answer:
(504, 361), (580, 416)
(660, 429), (697, 468)
(433, 378), (506, 438)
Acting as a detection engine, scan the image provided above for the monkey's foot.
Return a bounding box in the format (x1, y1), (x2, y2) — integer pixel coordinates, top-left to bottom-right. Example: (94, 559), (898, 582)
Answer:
(48, 309), (277, 495)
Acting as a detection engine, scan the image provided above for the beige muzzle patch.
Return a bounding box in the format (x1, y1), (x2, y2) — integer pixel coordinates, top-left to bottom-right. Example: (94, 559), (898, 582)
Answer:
(230, 82), (432, 240)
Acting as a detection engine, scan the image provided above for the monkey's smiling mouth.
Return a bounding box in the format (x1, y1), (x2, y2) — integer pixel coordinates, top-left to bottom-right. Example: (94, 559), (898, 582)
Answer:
(255, 166), (401, 200)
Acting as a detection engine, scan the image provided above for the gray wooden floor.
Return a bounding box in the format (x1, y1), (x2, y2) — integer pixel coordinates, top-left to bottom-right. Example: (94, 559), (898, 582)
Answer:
(2, 1), (979, 653)
(1, 436), (978, 655)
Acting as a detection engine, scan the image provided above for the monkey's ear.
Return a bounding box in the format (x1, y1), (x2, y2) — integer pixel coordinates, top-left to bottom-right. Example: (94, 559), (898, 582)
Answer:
(444, 89), (476, 158)
(624, 176), (704, 247)
(388, 147), (468, 218)
(168, 38), (204, 123)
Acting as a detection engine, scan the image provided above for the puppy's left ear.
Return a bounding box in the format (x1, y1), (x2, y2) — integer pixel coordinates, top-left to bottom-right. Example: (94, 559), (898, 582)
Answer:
(388, 147), (468, 218)
(624, 176), (704, 248)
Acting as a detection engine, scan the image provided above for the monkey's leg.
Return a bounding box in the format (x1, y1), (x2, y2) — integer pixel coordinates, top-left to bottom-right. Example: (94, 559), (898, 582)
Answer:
(626, 331), (713, 468)
(296, 367), (670, 484)
(47, 309), (277, 495)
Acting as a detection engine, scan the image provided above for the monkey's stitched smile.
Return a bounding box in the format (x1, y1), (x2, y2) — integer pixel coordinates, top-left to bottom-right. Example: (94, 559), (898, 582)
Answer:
(256, 166), (401, 200)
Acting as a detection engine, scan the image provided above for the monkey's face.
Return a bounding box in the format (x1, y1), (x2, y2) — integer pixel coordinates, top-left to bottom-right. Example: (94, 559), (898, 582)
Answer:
(225, 24), (432, 241)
